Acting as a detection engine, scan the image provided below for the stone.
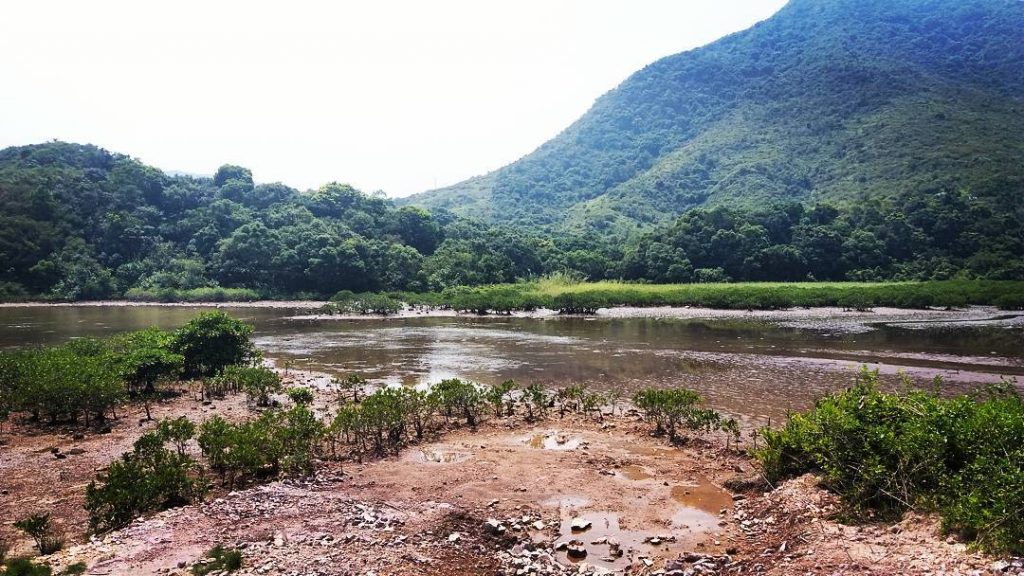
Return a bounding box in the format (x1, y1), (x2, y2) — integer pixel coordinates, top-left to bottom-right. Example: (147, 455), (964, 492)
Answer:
(484, 519), (507, 536)
(570, 517), (592, 531)
(566, 539), (587, 559)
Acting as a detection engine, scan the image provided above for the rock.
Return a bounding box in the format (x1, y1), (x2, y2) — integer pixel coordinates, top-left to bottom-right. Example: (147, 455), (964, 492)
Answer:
(990, 560), (1010, 572)
(448, 532), (461, 543)
(570, 517), (592, 531)
(723, 473), (767, 492)
(608, 539), (623, 558)
(483, 519), (507, 536)
(532, 520), (546, 531)
(566, 539), (587, 559)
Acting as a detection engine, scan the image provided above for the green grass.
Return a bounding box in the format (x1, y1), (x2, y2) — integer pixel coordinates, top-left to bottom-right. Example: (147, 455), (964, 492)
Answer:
(404, 279), (1024, 313)
(123, 287), (261, 303)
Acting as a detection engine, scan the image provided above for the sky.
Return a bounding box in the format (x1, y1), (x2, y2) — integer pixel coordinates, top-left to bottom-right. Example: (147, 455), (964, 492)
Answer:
(0, 0), (787, 197)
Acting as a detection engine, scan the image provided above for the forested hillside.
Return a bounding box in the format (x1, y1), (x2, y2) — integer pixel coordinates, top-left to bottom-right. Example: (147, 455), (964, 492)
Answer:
(0, 140), (1020, 302)
(405, 0), (1024, 236)
(0, 143), (551, 300)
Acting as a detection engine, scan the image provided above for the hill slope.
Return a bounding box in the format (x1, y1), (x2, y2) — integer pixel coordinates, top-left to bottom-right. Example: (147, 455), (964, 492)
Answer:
(404, 0), (1024, 233)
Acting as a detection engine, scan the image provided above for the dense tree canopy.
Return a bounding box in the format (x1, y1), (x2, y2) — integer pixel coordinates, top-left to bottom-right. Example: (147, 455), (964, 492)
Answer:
(0, 141), (1020, 302)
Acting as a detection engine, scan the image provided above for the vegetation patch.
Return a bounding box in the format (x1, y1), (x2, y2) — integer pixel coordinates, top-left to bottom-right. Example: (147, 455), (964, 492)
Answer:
(405, 279), (1024, 314)
(757, 368), (1024, 555)
(191, 546), (242, 575)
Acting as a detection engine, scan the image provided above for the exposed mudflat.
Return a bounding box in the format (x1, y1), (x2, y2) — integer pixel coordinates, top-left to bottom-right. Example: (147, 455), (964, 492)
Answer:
(2, 370), (1020, 576)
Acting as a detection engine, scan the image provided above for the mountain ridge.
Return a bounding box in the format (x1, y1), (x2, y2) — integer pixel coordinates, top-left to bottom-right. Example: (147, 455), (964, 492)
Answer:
(403, 0), (1024, 234)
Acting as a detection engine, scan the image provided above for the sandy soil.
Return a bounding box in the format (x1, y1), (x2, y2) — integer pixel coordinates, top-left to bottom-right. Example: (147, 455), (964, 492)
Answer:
(3, 373), (1021, 576)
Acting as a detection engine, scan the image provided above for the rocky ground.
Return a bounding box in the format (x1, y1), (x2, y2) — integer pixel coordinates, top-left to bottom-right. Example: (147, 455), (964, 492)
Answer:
(2, 373), (1022, 576)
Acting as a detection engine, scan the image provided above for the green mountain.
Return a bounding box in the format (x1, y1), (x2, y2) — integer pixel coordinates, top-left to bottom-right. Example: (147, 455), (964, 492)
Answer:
(404, 0), (1024, 234)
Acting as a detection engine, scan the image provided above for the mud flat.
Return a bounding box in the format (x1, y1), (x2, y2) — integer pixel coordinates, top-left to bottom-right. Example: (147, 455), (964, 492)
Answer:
(1, 372), (1017, 575)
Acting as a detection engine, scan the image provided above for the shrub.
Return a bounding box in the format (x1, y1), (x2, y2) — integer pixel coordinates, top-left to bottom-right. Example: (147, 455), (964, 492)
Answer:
(109, 327), (183, 396)
(198, 406), (324, 486)
(757, 368), (1024, 554)
(13, 513), (63, 555)
(633, 388), (721, 441)
(192, 546), (243, 575)
(171, 312), (256, 377)
(430, 379), (483, 427)
(2, 344), (124, 426)
(336, 374), (367, 403)
(157, 416), (196, 456)
(218, 365), (281, 407)
(286, 386), (314, 406)
(326, 292), (402, 315)
(484, 380), (517, 417)
(523, 384), (548, 422)
(1, 561), (86, 576)
(86, 430), (205, 532)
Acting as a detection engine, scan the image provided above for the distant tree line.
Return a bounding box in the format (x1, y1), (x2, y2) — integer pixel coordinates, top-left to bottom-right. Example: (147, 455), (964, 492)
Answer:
(0, 142), (1020, 302)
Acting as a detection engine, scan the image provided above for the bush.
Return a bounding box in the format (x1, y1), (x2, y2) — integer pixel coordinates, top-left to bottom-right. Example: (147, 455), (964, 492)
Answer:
(757, 368), (1024, 554)
(0, 558), (86, 576)
(325, 292), (402, 315)
(484, 380), (517, 417)
(1, 343), (124, 426)
(13, 513), (63, 555)
(192, 546), (243, 575)
(198, 406), (324, 486)
(219, 365), (281, 407)
(109, 327), (183, 396)
(336, 374), (366, 403)
(171, 311), (256, 377)
(633, 388), (721, 441)
(286, 386), (314, 406)
(86, 430), (205, 533)
(431, 379), (483, 427)
(522, 383), (548, 422)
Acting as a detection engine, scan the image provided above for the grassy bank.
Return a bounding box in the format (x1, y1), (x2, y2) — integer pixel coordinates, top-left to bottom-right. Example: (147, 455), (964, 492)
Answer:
(395, 279), (1024, 314)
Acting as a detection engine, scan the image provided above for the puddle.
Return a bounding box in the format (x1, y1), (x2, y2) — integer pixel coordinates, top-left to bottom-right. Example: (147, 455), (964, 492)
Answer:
(527, 433), (584, 451)
(415, 448), (471, 463)
(670, 480), (732, 532)
(617, 464), (654, 481)
(554, 512), (682, 570)
(541, 495), (592, 509)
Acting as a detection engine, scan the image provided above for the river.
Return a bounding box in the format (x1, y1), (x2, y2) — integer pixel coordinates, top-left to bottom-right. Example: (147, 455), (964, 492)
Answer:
(1, 304), (1021, 425)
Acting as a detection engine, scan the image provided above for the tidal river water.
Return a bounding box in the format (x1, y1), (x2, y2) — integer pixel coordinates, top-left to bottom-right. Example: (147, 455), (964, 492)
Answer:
(0, 304), (1021, 425)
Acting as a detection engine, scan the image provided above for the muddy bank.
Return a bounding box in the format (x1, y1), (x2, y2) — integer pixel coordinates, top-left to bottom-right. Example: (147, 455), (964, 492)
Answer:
(3, 368), (1021, 575)
(296, 305), (1024, 332)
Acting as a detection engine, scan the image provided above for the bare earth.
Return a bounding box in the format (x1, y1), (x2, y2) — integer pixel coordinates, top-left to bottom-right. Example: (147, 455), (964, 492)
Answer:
(1, 371), (1020, 576)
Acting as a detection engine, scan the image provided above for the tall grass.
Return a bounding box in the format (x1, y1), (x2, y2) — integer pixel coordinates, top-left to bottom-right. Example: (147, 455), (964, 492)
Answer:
(404, 279), (1024, 313)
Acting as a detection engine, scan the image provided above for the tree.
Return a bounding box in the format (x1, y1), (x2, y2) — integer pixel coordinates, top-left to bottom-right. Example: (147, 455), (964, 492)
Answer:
(213, 165), (253, 188)
(171, 311), (255, 377)
(111, 327), (184, 419)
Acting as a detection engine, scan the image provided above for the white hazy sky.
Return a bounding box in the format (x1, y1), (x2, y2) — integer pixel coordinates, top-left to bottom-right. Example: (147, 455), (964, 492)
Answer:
(0, 1), (786, 197)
